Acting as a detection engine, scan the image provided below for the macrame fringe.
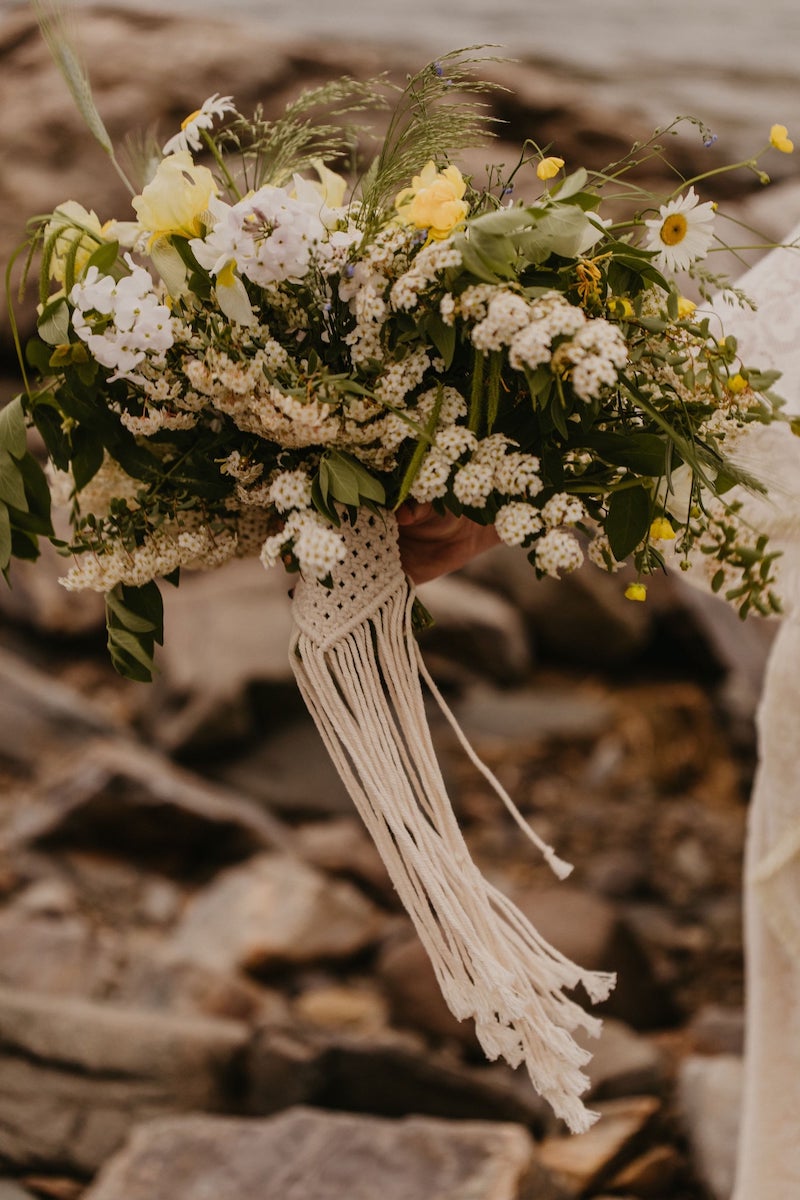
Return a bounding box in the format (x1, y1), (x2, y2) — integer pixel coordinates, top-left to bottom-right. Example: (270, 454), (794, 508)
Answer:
(290, 510), (615, 1133)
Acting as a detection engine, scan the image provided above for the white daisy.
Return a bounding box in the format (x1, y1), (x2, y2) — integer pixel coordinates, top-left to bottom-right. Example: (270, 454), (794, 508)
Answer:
(163, 94), (236, 155)
(643, 187), (716, 272)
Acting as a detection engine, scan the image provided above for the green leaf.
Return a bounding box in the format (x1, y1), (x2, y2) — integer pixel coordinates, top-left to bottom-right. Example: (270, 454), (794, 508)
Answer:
(395, 387), (444, 508)
(0, 450), (28, 511)
(0, 504), (11, 570)
(37, 297), (71, 347)
(321, 452), (360, 507)
(107, 626), (156, 675)
(606, 486), (651, 561)
(84, 240), (120, 276)
(584, 432), (666, 477)
(550, 168), (589, 201)
(105, 589), (159, 634)
(71, 427), (105, 491)
(311, 473), (340, 526)
(0, 397), (27, 459)
(425, 313), (456, 369)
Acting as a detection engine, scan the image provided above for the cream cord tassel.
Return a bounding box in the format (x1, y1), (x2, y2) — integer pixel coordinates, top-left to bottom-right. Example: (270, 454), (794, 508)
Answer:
(290, 508), (615, 1132)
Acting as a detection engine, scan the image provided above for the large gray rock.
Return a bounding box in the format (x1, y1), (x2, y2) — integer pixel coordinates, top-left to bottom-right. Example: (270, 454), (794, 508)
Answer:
(0, 986), (249, 1173)
(168, 853), (386, 973)
(11, 737), (294, 875)
(83, 1108), (569, 1200)
(678, 1055), (742, 1200)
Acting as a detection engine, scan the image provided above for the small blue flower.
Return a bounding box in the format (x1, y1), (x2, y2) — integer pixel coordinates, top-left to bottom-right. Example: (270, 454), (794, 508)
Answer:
(703, 133), (718, 148)
(345, 264), (355, 278)
(501, 185), (514, 197)
(433, 62), (444, 77)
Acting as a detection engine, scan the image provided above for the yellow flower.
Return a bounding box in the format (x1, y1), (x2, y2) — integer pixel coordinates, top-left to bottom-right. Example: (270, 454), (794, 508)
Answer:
(610, 297), (635, 319)
(624, 582), (647, 602)
(132, 151), (218, 241)
(395, 161), (469, 240)
(44, 201), (107, 284)
(676, 297), (697, 319)
(770, 124), (794, 153)
(727, 372), (749, 393)
(650, 517), (676, 541)
(536, 156), (565, 181)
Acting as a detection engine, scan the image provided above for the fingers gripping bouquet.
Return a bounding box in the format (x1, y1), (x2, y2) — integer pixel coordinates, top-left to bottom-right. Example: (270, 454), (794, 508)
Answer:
(2, 13), (789, 1130)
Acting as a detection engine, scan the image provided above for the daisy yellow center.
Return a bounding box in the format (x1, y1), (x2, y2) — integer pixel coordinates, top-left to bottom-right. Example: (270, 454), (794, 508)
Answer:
(181, 109), (202, 130)
(660, 213), (688, 246)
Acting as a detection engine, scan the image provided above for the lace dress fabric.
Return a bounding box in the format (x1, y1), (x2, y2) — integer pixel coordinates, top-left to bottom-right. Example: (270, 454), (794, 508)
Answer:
(703, 225), (800, 1199)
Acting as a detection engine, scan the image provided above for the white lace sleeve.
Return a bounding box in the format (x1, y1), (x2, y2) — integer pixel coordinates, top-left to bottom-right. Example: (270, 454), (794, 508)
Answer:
(700, 226), (800, 1200)
(704, 227), (800, 609)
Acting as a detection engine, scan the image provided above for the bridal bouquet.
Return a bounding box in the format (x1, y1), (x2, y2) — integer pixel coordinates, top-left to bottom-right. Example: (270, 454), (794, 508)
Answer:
(1, 17), (790, 1131)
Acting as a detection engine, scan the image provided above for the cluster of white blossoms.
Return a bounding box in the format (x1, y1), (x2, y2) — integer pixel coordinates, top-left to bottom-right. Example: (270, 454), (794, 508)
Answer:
(534, 529), (585, 578)
(338, 226), (416, 366)
(494, 502), (543, 546)
(555, 320), (629, 401)
(191, 181), (355, 290)
(61, 522), (238, 592)
(267, 468), (314, 513)
(260, 509), (347, 580)
(70, 257), (173, 381)
(390, 239), (463, 312)
(412, 427), (544, 510)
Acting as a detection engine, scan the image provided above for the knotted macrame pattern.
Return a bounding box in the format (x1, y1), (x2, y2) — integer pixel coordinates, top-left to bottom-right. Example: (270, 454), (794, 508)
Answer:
(290, 507), (615, 1133)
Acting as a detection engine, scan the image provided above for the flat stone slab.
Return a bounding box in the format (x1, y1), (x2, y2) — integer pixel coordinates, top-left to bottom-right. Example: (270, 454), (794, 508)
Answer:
(84, 1108), (570, 1200)
(0, 986), (248, 1174)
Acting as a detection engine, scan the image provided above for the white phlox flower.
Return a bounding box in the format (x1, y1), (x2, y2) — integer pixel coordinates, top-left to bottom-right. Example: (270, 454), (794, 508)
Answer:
(191, 187), (329, 287)
(70, 256), (173, 381)
(644, 187), (716, 273)
(163, 94), (236, 155)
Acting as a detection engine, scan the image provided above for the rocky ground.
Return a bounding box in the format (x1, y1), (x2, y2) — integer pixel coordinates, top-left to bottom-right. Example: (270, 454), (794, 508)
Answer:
(0, 8), (789, 1199)
(0, 533), (776, 1200)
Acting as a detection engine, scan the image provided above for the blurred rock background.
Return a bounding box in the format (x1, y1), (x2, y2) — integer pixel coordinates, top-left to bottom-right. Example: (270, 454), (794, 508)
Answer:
(0, 5), (798, 1198)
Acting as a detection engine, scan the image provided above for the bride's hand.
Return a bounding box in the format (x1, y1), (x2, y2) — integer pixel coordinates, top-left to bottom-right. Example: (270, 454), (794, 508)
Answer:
(396, 501), (500, 584)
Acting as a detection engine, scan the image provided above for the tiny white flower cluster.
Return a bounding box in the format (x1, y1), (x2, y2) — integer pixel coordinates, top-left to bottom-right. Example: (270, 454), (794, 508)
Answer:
(267, 468), (314, 513)
(71, 256), (173, 381)
(120, 409), (197, 435)
(557, 320), (628, 402)
(260, 509), (347, 580)
(390, 239), (462, 311)
(61, 522), (238, 592)
(494, 501), (543, 546)
(533, 529), (585, 578)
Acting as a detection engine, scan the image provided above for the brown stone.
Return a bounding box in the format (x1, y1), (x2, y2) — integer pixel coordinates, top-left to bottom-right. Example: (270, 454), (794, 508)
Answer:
(537, 1096), (660, 1194)
(168, 853), (386, 973)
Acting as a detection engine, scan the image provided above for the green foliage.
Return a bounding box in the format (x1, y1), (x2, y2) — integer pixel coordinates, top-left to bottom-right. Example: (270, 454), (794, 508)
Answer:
(105, 581), (164, 682)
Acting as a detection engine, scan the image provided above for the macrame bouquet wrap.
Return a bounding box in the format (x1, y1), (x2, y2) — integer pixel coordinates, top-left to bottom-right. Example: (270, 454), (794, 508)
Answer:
(290, 507), (616, 1132)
